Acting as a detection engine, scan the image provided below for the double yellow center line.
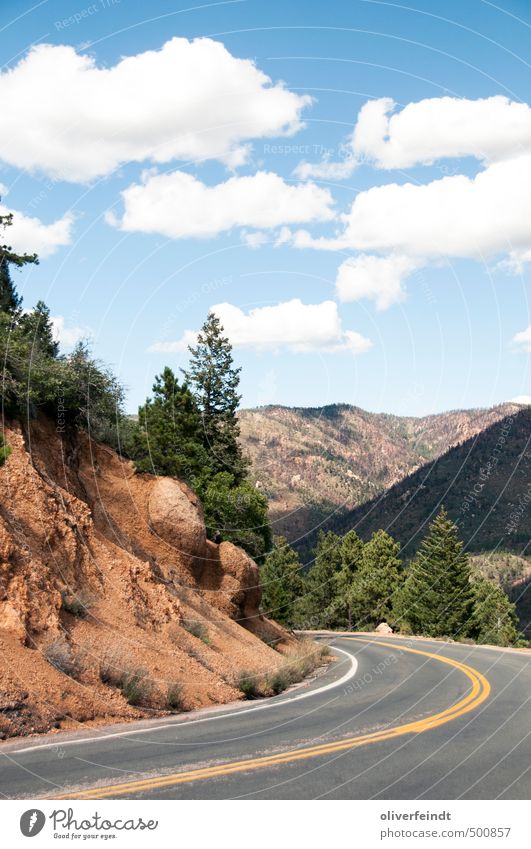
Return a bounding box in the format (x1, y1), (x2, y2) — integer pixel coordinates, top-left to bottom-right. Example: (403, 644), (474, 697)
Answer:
(58, 640), (491, 799)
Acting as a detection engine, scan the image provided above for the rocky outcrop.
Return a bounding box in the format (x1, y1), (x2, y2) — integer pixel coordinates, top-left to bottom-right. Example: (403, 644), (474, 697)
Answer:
(199, 540), (261, 623)
(148, 477), (207, 564)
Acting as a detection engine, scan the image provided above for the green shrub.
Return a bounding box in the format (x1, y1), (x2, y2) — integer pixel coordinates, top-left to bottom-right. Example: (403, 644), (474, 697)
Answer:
(267, 668), (290, 695)
(182, 618), (211, 644)
(200, 472), (272, 561)
(0, 436), (11, 466)
(119, 668), (152, 706)
(238, 670), (263, 699)
(167, 682), (186, 711)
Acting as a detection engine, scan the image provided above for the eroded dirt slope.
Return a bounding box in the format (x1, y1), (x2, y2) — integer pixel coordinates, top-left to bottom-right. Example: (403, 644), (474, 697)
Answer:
(0, 416), (289, 739)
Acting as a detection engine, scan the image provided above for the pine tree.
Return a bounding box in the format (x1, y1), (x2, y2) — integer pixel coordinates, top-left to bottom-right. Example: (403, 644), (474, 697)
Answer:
(332, 530), (364, 629)
(260, 537), (304, 625)
(470, 573), (522, 647)
(395, 508), (474, 638)
(182, 312), (247, 482)
(132, 367), (207, 484)
(302, 531), (344, 627)
(0, 212), (38, 315)
(201, 471), (271, 560)
(350, 530), (402, 629)
(21, 300), (59, 357)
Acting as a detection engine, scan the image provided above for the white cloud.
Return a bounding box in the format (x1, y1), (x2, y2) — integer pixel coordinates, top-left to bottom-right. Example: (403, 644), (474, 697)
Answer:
(51, 316), (90, 349)
(512, 325), (531, 353)
(0, 39), (311, 182)
(336, 154), (531, 259)
(0, 202), (73, 258)
(509, 395), (531, 404)
(290, 151), (531, 307)
(336, 254), (419, 309)
(351, 96), (531, 169)
(109, 170), (335, 239)
(148, 299), (372, 354)
(297, 96), (531, 180)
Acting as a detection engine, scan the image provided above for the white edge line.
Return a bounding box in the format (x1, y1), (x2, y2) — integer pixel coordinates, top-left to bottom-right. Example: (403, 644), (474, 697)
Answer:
(5, 647), (358, 756)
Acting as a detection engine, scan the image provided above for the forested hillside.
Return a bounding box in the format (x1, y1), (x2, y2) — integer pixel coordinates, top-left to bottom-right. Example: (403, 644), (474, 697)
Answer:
(239, 402), (522, 541)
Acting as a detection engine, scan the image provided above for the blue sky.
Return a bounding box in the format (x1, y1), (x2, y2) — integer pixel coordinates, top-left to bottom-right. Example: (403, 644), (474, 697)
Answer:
(1, 0), (530, 414)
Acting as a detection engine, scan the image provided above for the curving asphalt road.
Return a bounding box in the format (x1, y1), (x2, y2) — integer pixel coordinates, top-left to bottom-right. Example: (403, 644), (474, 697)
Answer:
(1, 635), (529, 800)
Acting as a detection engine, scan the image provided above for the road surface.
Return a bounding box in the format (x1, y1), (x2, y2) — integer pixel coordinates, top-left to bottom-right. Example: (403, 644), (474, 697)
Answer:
(1, 635), (529, 799)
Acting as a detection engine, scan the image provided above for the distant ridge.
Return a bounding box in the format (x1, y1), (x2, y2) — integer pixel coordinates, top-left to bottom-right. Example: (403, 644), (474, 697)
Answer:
(239, 401), (523, 543)
(329, 407), (531, 556)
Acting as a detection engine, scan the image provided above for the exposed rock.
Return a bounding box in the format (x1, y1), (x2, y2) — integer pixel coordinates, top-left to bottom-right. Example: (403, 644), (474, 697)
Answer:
(148, 477), (206, 562)
(375, 622), (393, 635)
(218, 541), (262, 623)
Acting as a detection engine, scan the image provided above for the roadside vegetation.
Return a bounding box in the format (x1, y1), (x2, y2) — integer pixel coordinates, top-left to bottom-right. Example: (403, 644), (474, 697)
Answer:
(237, 640), (331, 699)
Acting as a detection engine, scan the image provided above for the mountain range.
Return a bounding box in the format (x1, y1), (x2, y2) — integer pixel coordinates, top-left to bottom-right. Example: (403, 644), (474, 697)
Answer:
(239, 401), (525, 547)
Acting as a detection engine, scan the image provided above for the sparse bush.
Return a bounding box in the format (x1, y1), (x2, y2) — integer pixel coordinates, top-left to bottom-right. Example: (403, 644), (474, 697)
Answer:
(44, 637), (82, 679)
(182, 618), (211, 645)
(267, 668), (290, 695)
(99, 654), (152, 706)
(0, 435), (11, 466)
(99, 652), (123, 686)
(281, 638), (329, 685)
(238, 670), (263, 699)
(239, 639), (330, 700)
(119, 667), (152, 706)
(61, 590), (93, 618)
(167, 682), (186, 711)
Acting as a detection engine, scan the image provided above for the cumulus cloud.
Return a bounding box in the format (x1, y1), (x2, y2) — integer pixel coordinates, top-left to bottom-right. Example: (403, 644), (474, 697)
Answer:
(291, 97), (531, 308)
(336, 154), (531, 259)
(351, 95), (531, 169)
(109, 170), (335, 239)
(290, 151), (531, 307)
(296, 95), (531, 178)
(148, 299), (371, 354)
(51, 315), (90, 348)
(0, 39), (311, 182)
(512, 325), (531, 353)
(0, 202), (73, 258)
(336, 254), (419, 309)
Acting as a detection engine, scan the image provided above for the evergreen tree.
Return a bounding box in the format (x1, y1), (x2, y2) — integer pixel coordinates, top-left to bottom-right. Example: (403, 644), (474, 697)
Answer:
(132, 366), (207, 484)
(182, 313), (247, 482)
(395, 508), (474, 638)
(201, 471), (271, 560)
(332, 530), (364, 629)
(260, 537), (304, 625)
(470, 573), (522, 647)
(302, 531), (344, 627)
(0, 212), (38, 315)
(350, 530), (402, 629)
(21, 300), (59, 357)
